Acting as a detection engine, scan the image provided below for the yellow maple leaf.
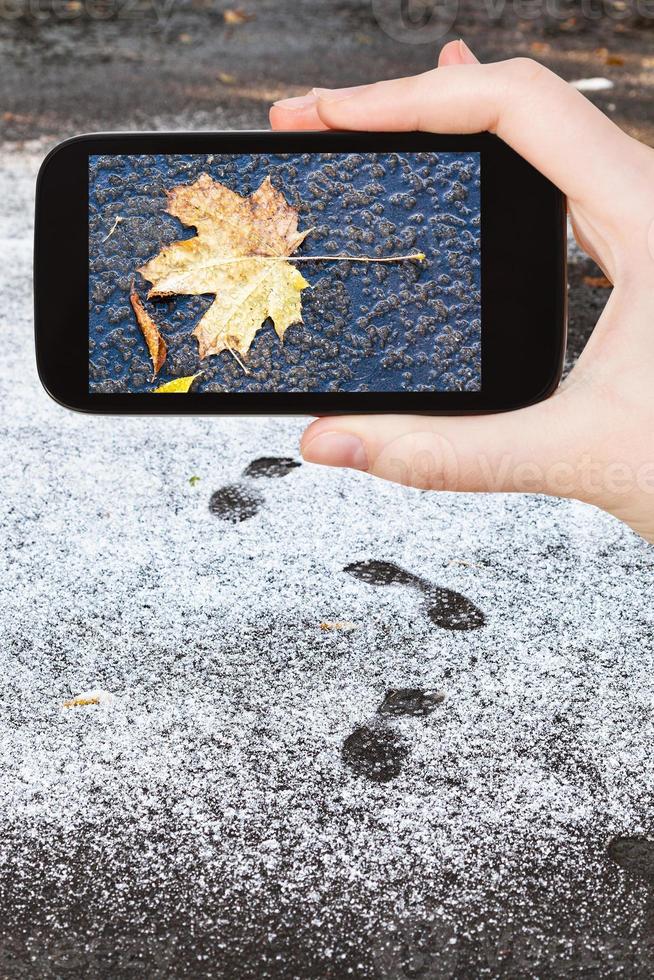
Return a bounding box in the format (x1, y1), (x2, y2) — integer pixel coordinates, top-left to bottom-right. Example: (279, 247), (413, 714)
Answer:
(138, 174), (310, 360)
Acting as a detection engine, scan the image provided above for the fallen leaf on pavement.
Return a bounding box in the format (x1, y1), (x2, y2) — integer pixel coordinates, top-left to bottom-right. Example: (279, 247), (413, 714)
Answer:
(320, 621), (358, 632)
(153, 374), (201, 393)
(139, 174), (311, 359)
(224, 8), (254, 24)
(63, 689), (115, 709)
(2, 111), (35, 124)
(130, 285), (167, 376)
(594, 49), (625, 66)
(138, 174), (424, 362)
(583, 275), (612, 288)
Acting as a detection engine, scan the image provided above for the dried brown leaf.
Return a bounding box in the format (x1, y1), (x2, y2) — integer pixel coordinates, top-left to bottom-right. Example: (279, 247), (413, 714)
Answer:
(583, 275), (612, 288)
(596, 48), (625, 66)
(138, 174), (310, 360)
(130, 285), (167, 376)
(63, 689), (115, 709)
(137, 176), (424, 363)
(224, 8), (254, 24)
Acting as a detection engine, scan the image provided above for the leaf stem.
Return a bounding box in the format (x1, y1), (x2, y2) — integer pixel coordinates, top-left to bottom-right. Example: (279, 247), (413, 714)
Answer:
(198, 252), (426, 268)
(227, 347), (251, 374)
(288, 252), (426, 263)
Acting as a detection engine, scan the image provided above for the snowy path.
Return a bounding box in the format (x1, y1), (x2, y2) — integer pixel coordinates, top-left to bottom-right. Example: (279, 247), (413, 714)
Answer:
(1, 145), (653, 977)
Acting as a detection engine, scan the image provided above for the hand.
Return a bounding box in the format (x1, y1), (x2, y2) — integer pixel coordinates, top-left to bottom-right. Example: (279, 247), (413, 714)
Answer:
(270, 41), (654, 543)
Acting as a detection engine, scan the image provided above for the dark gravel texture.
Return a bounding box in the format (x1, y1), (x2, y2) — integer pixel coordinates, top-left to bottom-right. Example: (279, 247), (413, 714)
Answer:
(89, 151), (481, 393)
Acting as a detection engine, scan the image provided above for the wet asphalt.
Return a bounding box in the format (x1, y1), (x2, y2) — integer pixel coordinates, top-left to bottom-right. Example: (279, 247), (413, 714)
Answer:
(2, 0), (653, 145)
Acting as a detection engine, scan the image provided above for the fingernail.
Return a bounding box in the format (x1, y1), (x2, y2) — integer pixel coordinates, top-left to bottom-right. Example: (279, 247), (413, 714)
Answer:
(458, 39), (479, 63)
(302, 431), (368, 470)
(272, 92), (317, 110)
(312, 85), (367, 104)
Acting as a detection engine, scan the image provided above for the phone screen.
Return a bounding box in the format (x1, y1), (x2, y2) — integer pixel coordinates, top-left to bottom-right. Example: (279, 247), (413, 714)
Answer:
(88, 152), (481, 395)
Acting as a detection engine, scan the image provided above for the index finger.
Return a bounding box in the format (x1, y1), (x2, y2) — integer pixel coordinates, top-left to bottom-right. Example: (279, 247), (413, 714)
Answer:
(281, 60), (653, 235)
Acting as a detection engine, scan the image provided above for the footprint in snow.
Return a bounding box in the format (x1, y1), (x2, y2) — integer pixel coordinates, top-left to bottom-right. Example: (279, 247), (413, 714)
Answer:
(342, 688), (445, 783)
(344, 558), (486, 631)
(243, 457), (302, 480)
(209, 456), (301, 523)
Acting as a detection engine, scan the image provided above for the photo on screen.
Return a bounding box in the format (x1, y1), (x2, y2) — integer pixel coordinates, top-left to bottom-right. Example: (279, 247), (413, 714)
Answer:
(88, 152), (481, 394)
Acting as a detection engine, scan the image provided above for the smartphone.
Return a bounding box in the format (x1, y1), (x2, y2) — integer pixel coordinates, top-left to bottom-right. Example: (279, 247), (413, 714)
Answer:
(34, 131), (566, 415)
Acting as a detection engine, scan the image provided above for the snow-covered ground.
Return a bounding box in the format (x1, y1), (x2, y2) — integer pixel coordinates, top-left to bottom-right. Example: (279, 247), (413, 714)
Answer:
(1, 144), (654, 978)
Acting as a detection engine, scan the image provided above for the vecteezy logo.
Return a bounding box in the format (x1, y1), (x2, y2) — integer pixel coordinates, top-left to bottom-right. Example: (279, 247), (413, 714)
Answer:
(372, 0), (459, 44)
(0, 0), (177, 29)
(371, 912), (459, 978)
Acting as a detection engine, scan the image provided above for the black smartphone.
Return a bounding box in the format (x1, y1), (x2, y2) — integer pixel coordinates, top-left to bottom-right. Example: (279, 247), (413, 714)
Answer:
(34, 131), (566, 415)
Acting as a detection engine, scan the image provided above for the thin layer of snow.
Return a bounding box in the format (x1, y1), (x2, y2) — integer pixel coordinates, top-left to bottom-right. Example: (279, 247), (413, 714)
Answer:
(1, 141), (653, 977)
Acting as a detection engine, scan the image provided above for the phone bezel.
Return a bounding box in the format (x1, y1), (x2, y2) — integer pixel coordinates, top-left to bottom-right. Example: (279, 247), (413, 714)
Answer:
(34, 131), (566, 415)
